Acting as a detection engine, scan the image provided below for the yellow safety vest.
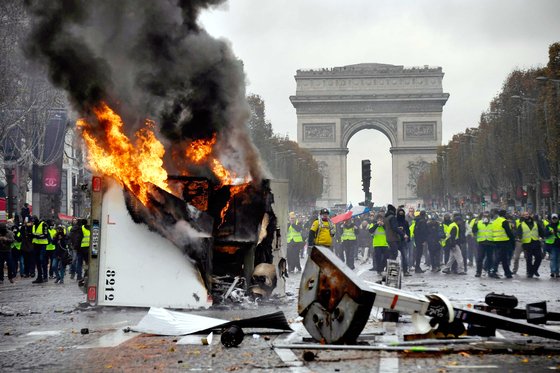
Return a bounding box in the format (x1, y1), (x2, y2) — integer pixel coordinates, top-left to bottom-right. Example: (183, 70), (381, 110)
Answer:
(440, 223), (451, 246)
(341, 227), (357, 241)
(32, 222), (49, 245)
(410, 221), (416, 238)
(372, 225), (388, 247)
(476, 221), (493, 242)
(520, 222), (540, 244)
(492, 217), (509, 242)
(544, 221), (560, 244)
(46, 229), (57, 251)
(81, 225), (91, 248)
(287, 224), (303, 243)
(12, 231), (21, 250)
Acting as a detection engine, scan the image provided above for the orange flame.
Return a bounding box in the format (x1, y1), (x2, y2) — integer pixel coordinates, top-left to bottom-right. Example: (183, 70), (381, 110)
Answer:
(77, 102), (170, 205)
(185, 136), (250, 223)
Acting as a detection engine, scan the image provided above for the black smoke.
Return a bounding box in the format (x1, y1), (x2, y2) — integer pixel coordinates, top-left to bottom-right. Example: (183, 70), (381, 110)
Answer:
(24, 0), (264, 183)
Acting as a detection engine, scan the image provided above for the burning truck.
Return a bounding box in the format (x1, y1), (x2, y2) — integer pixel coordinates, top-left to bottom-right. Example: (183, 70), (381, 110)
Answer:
(85, 173), (287, 309)
(22, 1), (288, 308)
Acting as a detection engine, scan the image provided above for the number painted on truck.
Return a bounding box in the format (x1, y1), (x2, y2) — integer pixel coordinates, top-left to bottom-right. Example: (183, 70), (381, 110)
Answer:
(104, 269), (116, 301)
(91, 220), (100, 257)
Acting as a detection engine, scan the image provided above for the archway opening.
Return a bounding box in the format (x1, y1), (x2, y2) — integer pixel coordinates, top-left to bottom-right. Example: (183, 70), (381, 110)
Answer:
(347, 129), (392, 207)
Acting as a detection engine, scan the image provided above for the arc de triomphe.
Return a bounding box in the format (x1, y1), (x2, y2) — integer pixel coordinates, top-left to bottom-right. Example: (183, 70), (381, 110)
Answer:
(290, 63), (449, 208)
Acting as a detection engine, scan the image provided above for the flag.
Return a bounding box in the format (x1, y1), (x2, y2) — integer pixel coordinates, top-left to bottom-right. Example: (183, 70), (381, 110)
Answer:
(331, 210), (353, 224)
(350, 205), (370, 217)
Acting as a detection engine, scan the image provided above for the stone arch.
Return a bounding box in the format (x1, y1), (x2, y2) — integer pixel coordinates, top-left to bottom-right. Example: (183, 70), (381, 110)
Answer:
(341, 118), (397, 148)
(290, 63), (449, 207)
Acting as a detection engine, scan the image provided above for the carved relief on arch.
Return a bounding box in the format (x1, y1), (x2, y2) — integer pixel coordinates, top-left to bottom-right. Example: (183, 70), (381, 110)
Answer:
(341, 117), (397, 147)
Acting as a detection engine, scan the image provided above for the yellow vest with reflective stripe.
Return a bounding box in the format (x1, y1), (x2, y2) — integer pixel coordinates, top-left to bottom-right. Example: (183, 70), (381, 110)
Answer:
(81, 226), (91, 248)
(492, 217), (509, 242)
(520, 222), (540, 244)
(46, 229), (56, 251)
(287, 224), (303, 243)
(372, 225), (388, 247)
(440, 223), (451, 246)
(32, 222), (49, 245)
(544, 221), (560, 244)
(341, 227), (357, 241)
(476, 221), (493, 242)
(410, 221), (416, 238)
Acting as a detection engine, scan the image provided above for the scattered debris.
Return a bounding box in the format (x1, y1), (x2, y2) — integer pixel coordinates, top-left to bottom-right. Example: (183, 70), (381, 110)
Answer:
(131, 307), (292, 336)
(221, 325), (244, 348)
(302, 350), (316, 361)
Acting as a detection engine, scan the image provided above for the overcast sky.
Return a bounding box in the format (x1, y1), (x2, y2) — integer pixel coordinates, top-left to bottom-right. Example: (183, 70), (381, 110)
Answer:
(199, 0), (560, 207)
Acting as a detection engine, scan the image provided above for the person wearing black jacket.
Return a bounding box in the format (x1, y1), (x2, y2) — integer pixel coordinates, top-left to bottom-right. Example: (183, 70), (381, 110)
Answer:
(0, 223), (15, 283)
(394, 207), (411, 276)
(413, 211), (428, 273)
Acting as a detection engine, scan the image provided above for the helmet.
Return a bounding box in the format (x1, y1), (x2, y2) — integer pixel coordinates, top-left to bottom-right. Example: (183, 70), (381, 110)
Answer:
(320, 208), (329, 215)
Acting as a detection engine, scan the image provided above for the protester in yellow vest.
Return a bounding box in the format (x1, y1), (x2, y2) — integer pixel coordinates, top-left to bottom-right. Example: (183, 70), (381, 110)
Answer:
(286, 212), (304, 273)
(544, 214), (560, 278)
(441, 215), (466, 275)
(490, 209), (514, 279)
(340, 218), (358, 270)
(31, 216), (49, 283)
(368, 213), (390, 275)
(516, 212), (544, 278)
(472, 211), (494, 277)
(308, 208), (336, 249)
(46, 222), (57, 279)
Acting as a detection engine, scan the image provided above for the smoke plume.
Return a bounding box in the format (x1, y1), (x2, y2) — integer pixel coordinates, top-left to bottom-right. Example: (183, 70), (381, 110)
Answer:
(24, 0), (264, 183)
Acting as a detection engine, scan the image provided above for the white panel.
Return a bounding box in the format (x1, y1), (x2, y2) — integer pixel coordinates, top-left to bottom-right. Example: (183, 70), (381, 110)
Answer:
(97, 182), (211, 309)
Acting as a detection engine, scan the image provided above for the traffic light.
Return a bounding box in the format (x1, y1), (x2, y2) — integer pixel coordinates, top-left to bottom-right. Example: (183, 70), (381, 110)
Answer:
(481, 194), (486, 208)
(361, 159), (371, 192)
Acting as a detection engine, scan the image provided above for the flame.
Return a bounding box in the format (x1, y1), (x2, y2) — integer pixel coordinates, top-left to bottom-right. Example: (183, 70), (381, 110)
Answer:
(185, 136), (250, 223)
(77, 102), (170, 205)
(78, 101), (250, 225)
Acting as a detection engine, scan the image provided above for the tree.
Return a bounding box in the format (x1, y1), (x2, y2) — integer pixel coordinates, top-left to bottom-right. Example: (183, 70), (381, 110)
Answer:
(246, 94), (323, 210)
(0, 0), (70, 218)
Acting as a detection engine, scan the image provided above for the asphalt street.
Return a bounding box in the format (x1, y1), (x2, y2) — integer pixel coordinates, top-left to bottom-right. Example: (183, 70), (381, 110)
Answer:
(1, 254), (560, 372)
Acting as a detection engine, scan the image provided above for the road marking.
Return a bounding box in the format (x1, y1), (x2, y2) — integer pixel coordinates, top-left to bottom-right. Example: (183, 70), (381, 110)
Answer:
(445, 366), (499, 369)
(273, 322), (311, 373)
(379, 328), (399, 373)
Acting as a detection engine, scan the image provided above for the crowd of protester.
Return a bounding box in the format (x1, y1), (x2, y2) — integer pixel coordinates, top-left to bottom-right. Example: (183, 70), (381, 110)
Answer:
(0, 205), (90, 286)
(286, 205), (560, 280)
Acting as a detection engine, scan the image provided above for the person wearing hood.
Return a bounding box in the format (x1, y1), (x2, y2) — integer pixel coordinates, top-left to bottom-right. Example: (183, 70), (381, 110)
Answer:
(385, 205), (411, 276)
(516, 211), (545, 278)
(412, 211), (428, 273)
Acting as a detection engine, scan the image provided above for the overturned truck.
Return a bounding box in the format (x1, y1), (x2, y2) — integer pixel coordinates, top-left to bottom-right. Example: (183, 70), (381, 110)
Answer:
(85, 175), (287, 309)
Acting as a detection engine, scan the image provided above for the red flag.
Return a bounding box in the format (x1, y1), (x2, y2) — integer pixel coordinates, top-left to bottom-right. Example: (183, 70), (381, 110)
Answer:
(331, 211), (352, 224)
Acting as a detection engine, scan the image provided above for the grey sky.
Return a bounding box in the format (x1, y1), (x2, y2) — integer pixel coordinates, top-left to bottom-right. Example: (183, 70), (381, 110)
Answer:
(200, 0), (560, 207)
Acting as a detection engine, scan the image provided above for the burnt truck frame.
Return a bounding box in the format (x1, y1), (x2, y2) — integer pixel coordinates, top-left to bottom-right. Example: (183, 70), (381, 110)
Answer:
(85, 175), (287, 309)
